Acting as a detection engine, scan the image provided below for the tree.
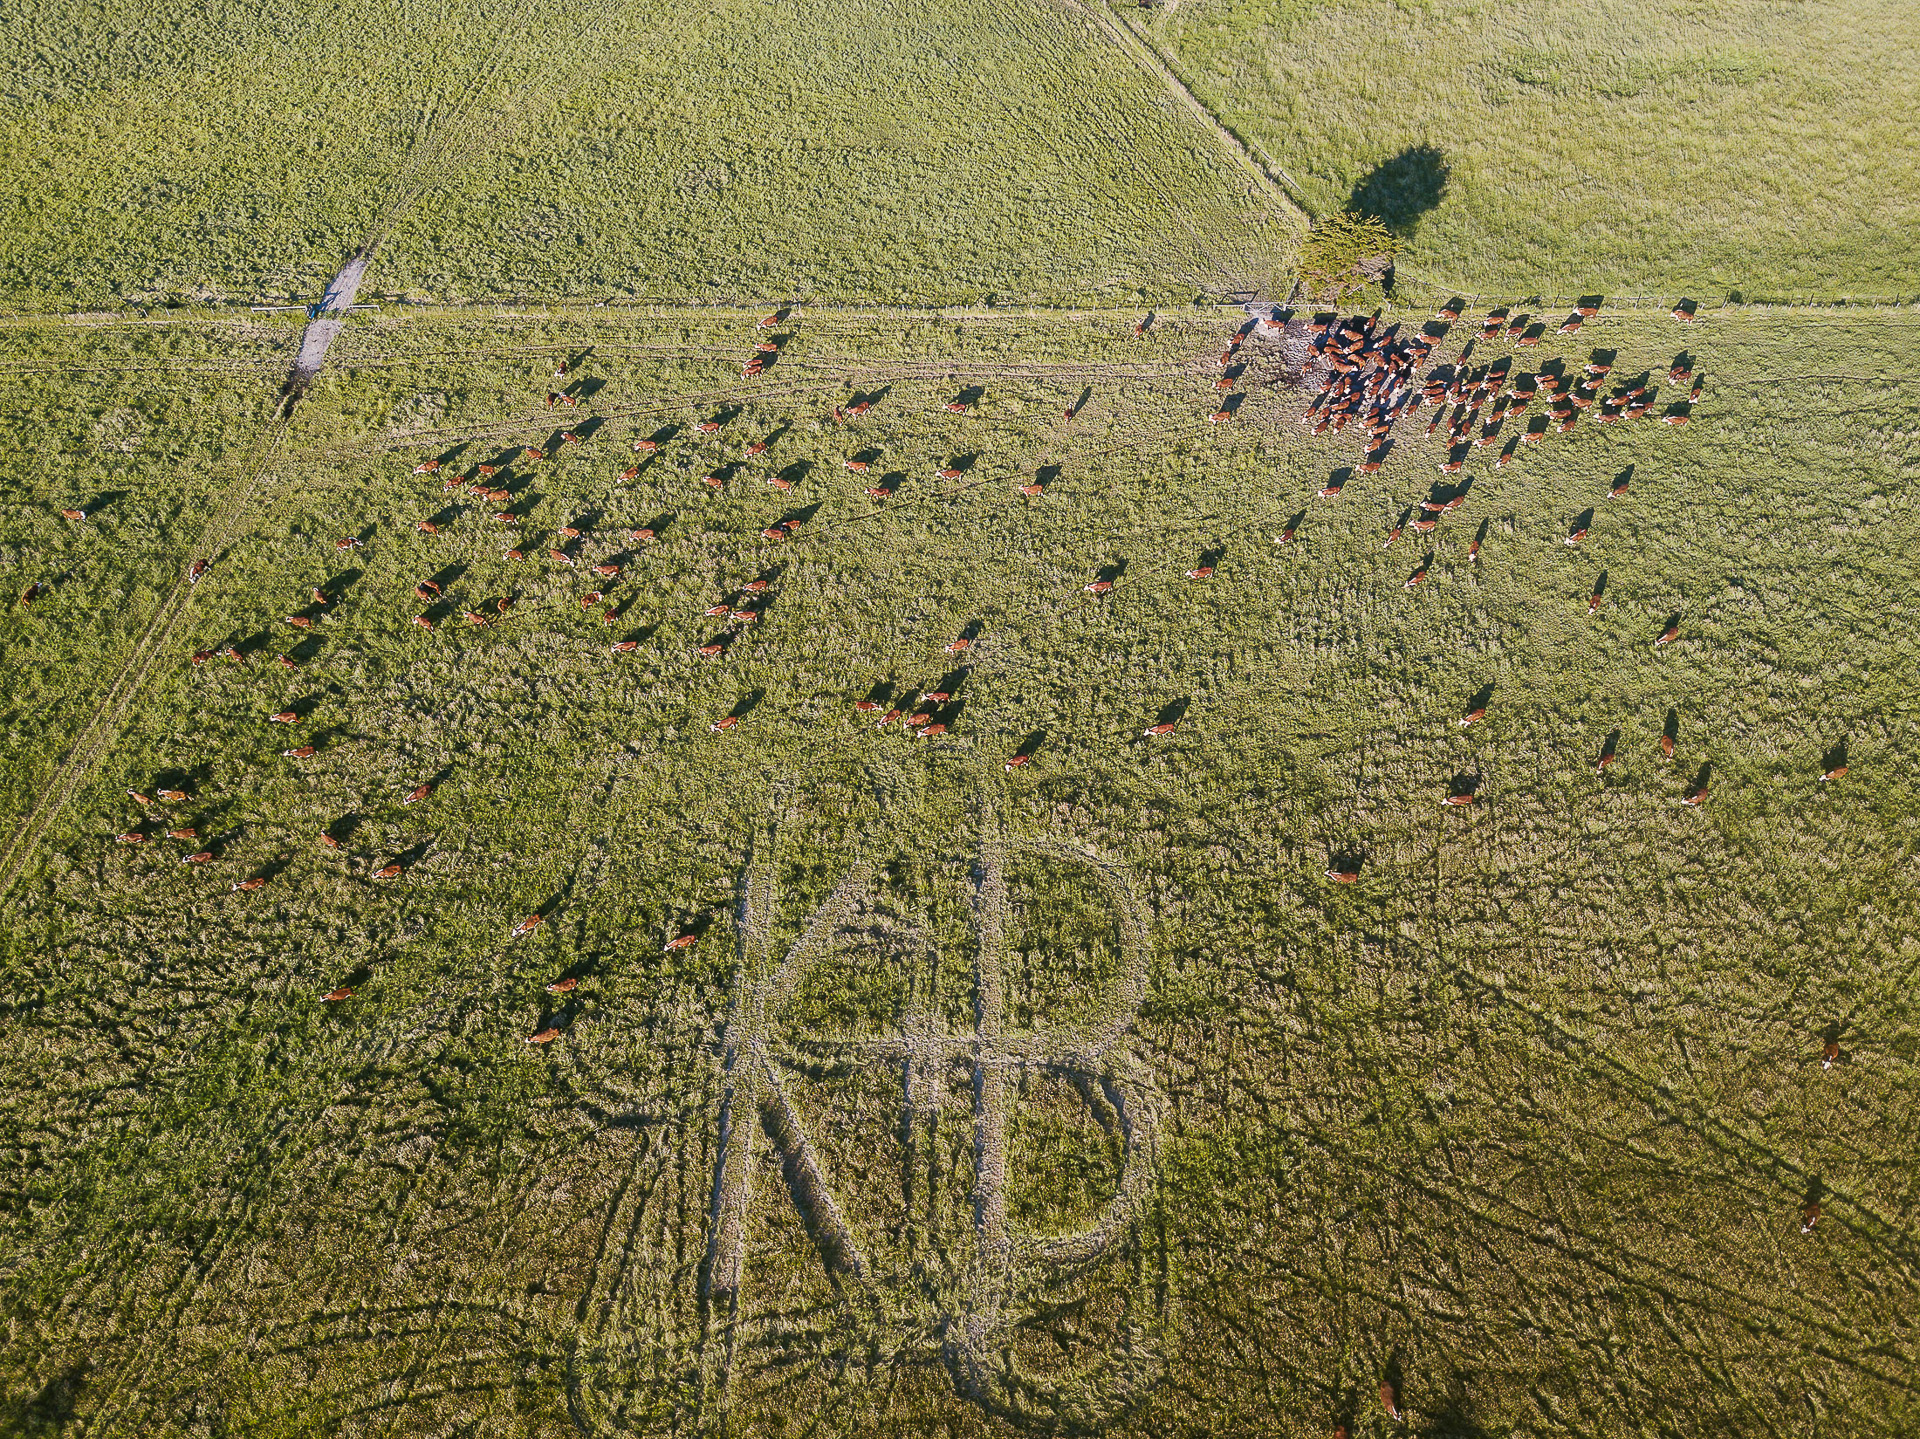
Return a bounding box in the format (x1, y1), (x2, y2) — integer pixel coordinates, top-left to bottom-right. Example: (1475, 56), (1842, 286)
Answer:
(1293, 211), (1400, 302)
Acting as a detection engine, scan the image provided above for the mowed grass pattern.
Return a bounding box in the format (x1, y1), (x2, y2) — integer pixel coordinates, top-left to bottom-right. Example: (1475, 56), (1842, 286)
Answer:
(1155, 0), (1920, 298)
(2, 305), (1917, 1434)
(0, 0), (1296, 311)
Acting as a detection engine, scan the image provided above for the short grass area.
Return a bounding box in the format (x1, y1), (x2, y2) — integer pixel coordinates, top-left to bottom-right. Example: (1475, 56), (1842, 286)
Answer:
(0, 0), (1297, 312)
(1153, 0), (1920, 298)
(3, 302), (1918, 1435)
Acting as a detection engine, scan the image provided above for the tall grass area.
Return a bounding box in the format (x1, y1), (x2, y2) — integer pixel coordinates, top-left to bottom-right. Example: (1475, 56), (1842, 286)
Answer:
(1154, 0), (1920, 297)
(2, 305), (1917, 1435)
(0, 0), (1296, 312)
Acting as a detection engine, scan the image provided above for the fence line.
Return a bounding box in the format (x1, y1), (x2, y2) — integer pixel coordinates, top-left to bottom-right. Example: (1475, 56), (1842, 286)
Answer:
(18, 287), (1920, 331)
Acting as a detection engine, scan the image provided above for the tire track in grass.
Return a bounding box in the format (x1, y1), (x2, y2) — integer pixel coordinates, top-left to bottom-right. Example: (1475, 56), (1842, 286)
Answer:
(0, 400), (295, 902)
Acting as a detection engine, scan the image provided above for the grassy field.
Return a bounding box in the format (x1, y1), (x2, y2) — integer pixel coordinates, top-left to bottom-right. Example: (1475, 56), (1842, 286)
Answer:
(1152, 0), (1920, 299)
(2, 298), (1918, 1435)
(0, 0), (1296, 312)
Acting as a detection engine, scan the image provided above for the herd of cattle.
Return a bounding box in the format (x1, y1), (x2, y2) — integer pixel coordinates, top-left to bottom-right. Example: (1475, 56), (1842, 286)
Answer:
(89, 298), (1845, 1084)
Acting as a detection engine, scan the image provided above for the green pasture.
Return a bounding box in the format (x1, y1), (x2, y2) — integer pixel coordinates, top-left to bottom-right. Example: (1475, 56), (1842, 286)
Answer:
(2, 302), (1917, 1435)
(0, 0), (1295, 312)
(1155, 0), (1920, 298)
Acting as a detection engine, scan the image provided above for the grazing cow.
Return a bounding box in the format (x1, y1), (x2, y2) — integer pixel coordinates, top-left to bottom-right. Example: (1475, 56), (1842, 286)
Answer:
(157, 788), (187, 802)
(1326, 867), (1360, 883)
(697, 641), (726, 657)
(283, 745), (316, 759)
(558, 526), (581, 539)
(1557, 316), (1583, 335)
(413, 614), (434, 630)
(592, 563), (621, 578)
(373, 864), (403, 881)
(286, 615), (313, 630)
(416, 520), (440, 535)
(759, 311), (780, 329)
(413, 459), (441, 476)
(1405, 565), (1427, 590)
(1564, 526), (1588, 546)
(1822, 1039), (1840, 1069)
(324, 987), (353, 1002)
(548, 977), (579, 994)
(1820, 764), (1847, 783)
(936, 467), (962, 480)
(337, 535), (362, 551)
(270, 710), (298, 724)
(1381, 1381), (1407, 1424)
(222, 646), (244, 663)
(634, 439), (659, 454)
(878, 708), (903, 727)
(1669, 362), (1692, 384)
(854, 699), (881, 713)
(1208, 410), (1232, 425)
(946, 636), (973, 653)
(1144, 721), (1178, 736)
(845, 459), (870, 473)
(1460, 706), (1486, 727)
(611, 638), (639, 653)
(904, 712), (931, 728)
(1441, 793), (1475, 807)
(1185, 565), (1215, 580)
(1672, 304), (1697, 321)
(1005, 752), (1031, 770)
(415, 580), (441, 600)
(630, 527), (656, 543)
(189, 559), (210, 584)
(183, 850), (214, 864)
(167, 827), (197, 840)
(512, 913), (545, 938)
(1589, 593), (1604, 615)
(943, 401), (971, 414)
(665, 933), (698, 952)
(527, 1028), (561, 1045)
(767, 474), (793, 492)
(405, 783), (432, 805)
(1083, 579), (1114, 595)
(705, 474), (727, 489)
(1682, 780), (1709, 806)
(709, 715), (739, 735)
(191, 650), (213, 665)
(503, 548), (524, 560)
(319, 832), (342, 849)
(1801, 1201), (1820, 1233)
(525, 448), (545, 462)
(116, 832), (145, 844)
(696, 420), (721, 435)
(127, 790), (154, 806)
(464, 610), (489, 626)
(1609, 475), (1630, 499)
(1661, 410), (1692, 426)
(1382, 523), (1402, 550)
(549, 548), (575, 566)
(1656, 621), (1679, 646)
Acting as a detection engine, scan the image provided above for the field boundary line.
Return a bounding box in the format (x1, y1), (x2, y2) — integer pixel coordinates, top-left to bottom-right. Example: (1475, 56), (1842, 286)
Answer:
(1050, 0), (1312, 230)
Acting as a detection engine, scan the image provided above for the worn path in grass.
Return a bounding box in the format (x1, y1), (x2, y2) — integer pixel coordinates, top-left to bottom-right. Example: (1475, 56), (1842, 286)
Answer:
(0, 255), (376, 900)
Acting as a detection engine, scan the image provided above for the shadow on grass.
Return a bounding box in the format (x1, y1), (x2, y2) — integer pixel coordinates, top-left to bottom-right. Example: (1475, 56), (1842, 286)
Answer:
(1348, 146), (1449, 234)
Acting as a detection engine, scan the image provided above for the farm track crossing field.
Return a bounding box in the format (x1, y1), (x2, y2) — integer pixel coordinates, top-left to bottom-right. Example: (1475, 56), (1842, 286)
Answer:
(0, 0), (1299, 312)
(3, 298), (1919, 1436)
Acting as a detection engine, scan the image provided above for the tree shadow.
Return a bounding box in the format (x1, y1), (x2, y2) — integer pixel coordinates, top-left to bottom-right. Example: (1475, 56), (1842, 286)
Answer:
(1348, 146), (1449, 234)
